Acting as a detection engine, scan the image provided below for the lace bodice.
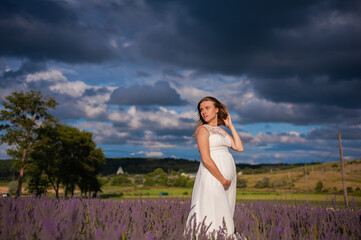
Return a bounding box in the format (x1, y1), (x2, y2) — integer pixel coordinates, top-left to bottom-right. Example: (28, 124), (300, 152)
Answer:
(201, 124), (231, 151)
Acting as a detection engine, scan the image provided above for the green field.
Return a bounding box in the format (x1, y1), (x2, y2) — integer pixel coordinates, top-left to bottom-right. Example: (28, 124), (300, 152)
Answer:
(98, 186), (361, 204)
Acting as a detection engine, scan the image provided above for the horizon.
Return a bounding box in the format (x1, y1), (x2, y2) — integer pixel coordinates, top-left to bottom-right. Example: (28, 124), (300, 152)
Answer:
(1, 156), (359, 167)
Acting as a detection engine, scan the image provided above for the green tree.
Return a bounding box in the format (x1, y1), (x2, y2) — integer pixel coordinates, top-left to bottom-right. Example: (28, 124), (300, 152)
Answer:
(56, 124), (105, 197)
(110, 175), (131, 186)
(29, 124), (105, 198)
(29, 124), (62, 197)
(0, 90), (57, 196)
(237, 177), (248, 188)
(255, 177), (270, 188)
(173, 175), (188, 187)
(315, 181), (323, 193)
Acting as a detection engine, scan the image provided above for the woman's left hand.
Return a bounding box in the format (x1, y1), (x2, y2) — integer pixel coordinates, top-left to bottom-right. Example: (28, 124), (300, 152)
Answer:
(224, 114), (233, 128)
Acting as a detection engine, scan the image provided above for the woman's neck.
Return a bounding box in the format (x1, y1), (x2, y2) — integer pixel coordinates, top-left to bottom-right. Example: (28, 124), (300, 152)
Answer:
(207, 118), (218, 127)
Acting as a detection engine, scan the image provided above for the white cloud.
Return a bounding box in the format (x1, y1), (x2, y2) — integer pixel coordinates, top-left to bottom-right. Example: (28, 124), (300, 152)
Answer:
(131, 151), (164, 157)
(109, 106), (195, 130)
(128, 131), (177, 148)
(26, 69), (67, 83)
(250, 131), (306, 144)
(73, 121), (129, 143)
(49, 80), (88, 97)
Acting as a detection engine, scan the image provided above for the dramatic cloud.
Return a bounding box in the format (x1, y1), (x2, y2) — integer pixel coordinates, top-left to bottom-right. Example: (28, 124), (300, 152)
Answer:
(108, 81), (187, 106)
(0, 0), (117, 63)
(307, 125), (361, 140)
(0, 0), (360, 162)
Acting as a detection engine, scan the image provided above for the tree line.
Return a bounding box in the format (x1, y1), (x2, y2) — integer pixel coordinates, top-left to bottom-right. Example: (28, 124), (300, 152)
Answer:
(0, 90), (105, 198)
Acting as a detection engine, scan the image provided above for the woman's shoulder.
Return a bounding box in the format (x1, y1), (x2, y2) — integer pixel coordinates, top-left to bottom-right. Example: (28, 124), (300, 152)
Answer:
(196, 125), (210, 136)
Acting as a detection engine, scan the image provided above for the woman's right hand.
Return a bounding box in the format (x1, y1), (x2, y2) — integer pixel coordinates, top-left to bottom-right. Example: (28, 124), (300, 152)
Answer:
(221, 179), (231, 190)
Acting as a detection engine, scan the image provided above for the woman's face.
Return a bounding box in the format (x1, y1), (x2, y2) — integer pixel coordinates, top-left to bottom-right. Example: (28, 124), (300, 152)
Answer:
(199, 100), (218, 124)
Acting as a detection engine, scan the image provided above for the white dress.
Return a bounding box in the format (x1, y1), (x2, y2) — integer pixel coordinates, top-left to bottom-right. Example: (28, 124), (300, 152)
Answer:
(187, 124), (237, 235)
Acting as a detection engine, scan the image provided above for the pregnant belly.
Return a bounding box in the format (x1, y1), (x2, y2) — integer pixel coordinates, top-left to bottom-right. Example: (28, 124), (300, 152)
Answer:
(210, 151), (236, 181)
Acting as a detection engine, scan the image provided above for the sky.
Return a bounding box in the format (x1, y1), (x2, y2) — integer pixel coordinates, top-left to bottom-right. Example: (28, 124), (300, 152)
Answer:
(0, 0), (360, 164)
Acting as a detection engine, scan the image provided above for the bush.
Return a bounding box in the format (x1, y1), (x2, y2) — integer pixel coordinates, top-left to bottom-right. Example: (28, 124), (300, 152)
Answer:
(144, 168), (168, 186)
(144, 177), (155, 186)
(272, 180), (287, 188)
(237, 177), (248, 188)
(347, 186), (353, 193)
(97, 175), (109, 187)
(173, 175), (188, 187)
(315, 181), (323, 193)
(156, 173), (168, 186)
(354, 187), (361, 196)
(186, 178), (195, 188)
(110, 175), (131, 186)
(133, 175), (144, 184)
(8, 181), (18, 195)
(255, 177), (270, 188)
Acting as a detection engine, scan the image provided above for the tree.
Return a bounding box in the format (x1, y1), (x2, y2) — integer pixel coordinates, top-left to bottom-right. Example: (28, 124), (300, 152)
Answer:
(0, 90), (57, 196)
(255, 177), (270, 188)
(29, 124), (105, 198)
(315, 181), (323, 193)
(58, 124), (105, 197)
(237, 177), (248, 188)
(28, 123), (63, 198)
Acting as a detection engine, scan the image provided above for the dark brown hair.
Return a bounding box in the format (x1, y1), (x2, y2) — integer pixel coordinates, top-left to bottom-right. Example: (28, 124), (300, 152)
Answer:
(193, 96), (228, 136)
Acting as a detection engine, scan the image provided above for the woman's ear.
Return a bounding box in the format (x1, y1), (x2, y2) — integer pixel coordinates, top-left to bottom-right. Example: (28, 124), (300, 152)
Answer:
(216, 108), (219, 113)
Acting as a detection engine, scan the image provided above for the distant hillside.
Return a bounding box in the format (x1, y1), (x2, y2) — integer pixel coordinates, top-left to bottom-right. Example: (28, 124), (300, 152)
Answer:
(0, 160), (15, 181)
(102, 158), (311, 175)
(242, 159), (361, 193)
(102, 158), (200, 175)
(0, 158), (307, 177)
(2, 158), (357, 180)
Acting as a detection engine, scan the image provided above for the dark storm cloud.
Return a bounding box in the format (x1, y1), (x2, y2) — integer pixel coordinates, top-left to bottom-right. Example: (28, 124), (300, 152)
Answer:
(0, 60), (46, 88)
(138, 0), (361, 109)
(0, 0), (117, 63)
(136, 71), (151, 78)
(307, 125), (361, 140)
(83, 87), (111, 97)
(231, 100), (361, 125)
(251, 76), (361, 109)
(108, 81), (187, 106)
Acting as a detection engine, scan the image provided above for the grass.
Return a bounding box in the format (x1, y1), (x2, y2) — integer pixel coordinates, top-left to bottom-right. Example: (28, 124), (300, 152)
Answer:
(98, 186), (361, 204)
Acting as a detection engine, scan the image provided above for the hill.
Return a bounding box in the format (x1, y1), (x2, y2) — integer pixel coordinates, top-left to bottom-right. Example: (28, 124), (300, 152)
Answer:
(1, 157), (305, 178)
(102, 158), (200, 175)
(240, 159), (361, 193)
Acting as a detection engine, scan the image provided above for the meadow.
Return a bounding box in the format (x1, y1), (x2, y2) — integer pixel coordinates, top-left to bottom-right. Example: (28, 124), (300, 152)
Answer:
(1, 160), (361, 239)
(1, 195), (360, 239)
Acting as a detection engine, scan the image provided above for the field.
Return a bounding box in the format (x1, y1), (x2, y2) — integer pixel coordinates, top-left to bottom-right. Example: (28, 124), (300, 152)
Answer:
(1, 160), (361, 239)
(1, 196), (360, 239)
(2, 159), (361, 205)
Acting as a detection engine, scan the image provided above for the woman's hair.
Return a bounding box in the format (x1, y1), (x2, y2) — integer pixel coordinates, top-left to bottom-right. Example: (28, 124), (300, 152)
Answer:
(193, 96), (228, 136)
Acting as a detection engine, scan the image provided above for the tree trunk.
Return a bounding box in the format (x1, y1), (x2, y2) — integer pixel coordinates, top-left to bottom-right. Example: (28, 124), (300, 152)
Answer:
(338, 132), (348, 207)
(16, 167), (24, 197)
(16, 148), (28, 197)
(65, 184), (68, 197)
(55, 182), (59, 199)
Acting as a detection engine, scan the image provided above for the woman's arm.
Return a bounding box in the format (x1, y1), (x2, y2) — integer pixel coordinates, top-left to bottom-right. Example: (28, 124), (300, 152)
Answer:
(197, 126), (231, 189)
(224, 114), (244, 152)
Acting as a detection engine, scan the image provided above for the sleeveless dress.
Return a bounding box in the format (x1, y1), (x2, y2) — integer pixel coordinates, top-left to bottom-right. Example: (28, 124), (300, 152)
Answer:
(186, 124), (237, 235)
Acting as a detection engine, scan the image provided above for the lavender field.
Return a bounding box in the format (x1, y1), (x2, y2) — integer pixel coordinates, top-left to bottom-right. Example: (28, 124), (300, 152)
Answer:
(1, 196), (360, 240)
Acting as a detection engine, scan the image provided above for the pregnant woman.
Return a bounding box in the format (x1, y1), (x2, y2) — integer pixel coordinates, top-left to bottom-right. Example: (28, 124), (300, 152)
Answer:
(186, 96), (244, 236)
